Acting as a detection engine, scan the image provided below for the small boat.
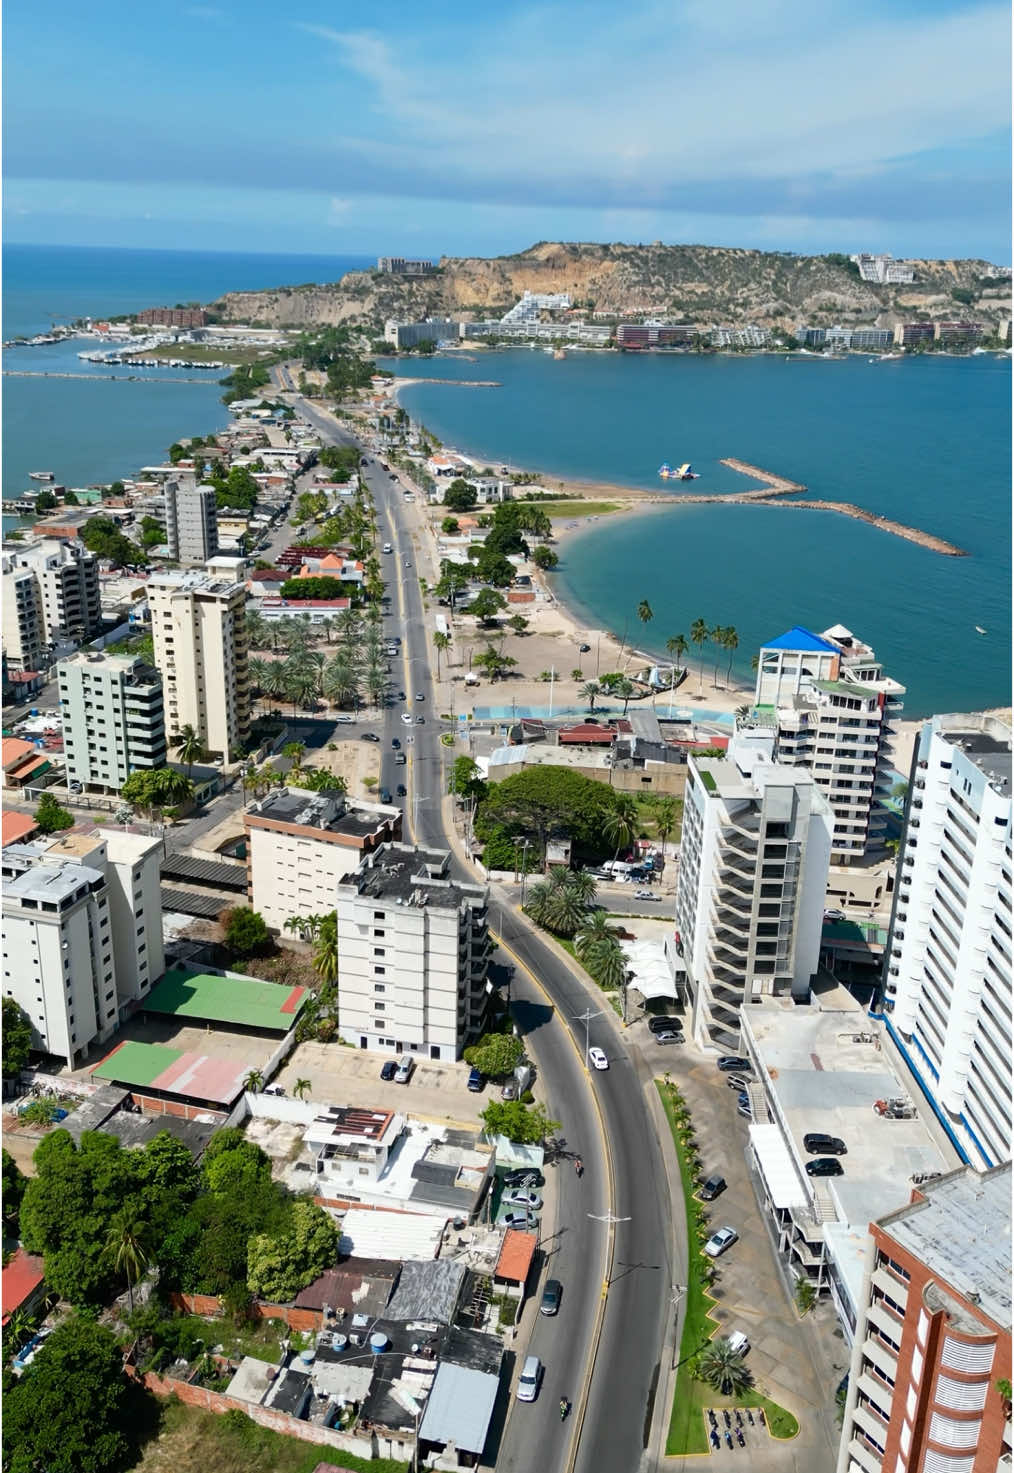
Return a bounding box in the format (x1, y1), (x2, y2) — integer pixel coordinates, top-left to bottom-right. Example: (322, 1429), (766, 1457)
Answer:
(29, 470), (55, 481)
(975, 626), (987, 635)
(658, 462), (700, 481)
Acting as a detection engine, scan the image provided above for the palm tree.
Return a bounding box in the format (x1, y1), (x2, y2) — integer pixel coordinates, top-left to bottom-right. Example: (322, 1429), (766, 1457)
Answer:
(710, 625), (726, 687)
(323, 651), (361, 710)
(283, 741), (306, 774)
(690, 618), (709, 697)
(603, 794), (639, 862)
(245, 609), (268, 650)
(565, 869), (598, 906)
(587, 936), (629, 992)
(575, 908), (618, 965)
(106, 1212), (150, 1314)
(433, 630), (452, 678)
(723, 626), (739, 687)
(157, 768), (195, 809)
(313, 916), (339, 985)
(526, 868), (591, 938)
(335, 608), (361, 646)
(293, 1078), (312, 1101)
(637, 599), (653, 628)
(697, 1337), (753, 1397)
(243, 1068), (264, 1094)
(665, 633), (688, 672)
(173, 723), (204, 777)
(615, 677), (636, 716)
(365, 661), (389, 710)
(653, 797), (679, 857)
(579, 680), (600, 713)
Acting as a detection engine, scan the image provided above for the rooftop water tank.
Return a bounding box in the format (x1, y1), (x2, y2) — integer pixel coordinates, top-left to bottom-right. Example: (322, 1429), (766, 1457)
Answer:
(369, 1331), (389, 1354)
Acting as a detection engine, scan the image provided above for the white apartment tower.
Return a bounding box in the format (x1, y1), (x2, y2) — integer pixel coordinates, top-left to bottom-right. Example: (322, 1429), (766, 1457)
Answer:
(1, 561), (46, 672)
(674, 729), (833, 1051)
(165, 477), (219, 564)
(755, 625), (905, 865)
(58, 651), (167, 792)
(1, 829), (164, 1066)
(9, 539), (101, 647)
(884, 713), (1012, 1169)
(336, 843), (490, 1061)
(148, 571), (251, 762)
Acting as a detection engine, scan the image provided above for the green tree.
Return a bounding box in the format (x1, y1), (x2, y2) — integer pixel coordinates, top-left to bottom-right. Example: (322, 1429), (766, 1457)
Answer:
(433, 629), (452, 677)
(448, 756), (487, 802)
(603, 793), (639, 861)
(290, 768), (347, 793)
(77, 516), (145, 569)
(473, 644), (517, 681)
(172, 723), (204, 777)
(472, 546), (516, 587)
(443, 478), (478, 511)
(575, 907), (619, 964)
(323, 650), (361, 710)
(293, 1078), (312, 1101)
(723, 625), (739, 686)
(479, 1100), (561, 1145)
(282, 740), (306, 773)
(242, 1069), (264, 1094)
(2, 1147), (27, 1232)
(585, 936), (628, 991)
(690, 618), (709, 697)
(711, 625), (727, 687)
(2, 996), (33, 1077)
(247, 1198), (339, 1302)
(532, 544), (559, 570)
(435, 559), (471, 612)
(652, 796), (679, 857)
(526, 867), (595, 938)
(222, 907), (271, 958)
(106, 1211), (151, 1313)
(470, 588), (507, 626)
(508, 614), (530, 636)
(280, 575), (355, 601)
(3, 1318), (146, 1473)
(665, 633), (688, 674)
(478, 766), (617, 860)
(697, 1337), (753, 1397)
(441, 516), (460, 534)
(34, 792), (74, 834)
(637, 599), (654, 627)
(579, 680), (600, 712)
(312, 911), (339, 985)
(463, 1033), (524, 1078)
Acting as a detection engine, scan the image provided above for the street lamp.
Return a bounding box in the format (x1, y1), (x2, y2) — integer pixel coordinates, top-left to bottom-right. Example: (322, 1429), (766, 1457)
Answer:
(573, 1007), (603, 1070)
(517, 839), (532, 904)
(670, 1284), (688, 1368)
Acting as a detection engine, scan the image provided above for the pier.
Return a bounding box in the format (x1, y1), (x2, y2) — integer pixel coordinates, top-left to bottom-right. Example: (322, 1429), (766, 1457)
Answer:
(3, 370), (218, 386)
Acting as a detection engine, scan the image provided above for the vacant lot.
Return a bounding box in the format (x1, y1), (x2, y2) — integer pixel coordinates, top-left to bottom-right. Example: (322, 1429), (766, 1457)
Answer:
(131, 1401), (407, 1473)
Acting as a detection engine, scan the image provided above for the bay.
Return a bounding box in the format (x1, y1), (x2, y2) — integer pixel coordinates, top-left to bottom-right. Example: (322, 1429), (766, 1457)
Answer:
(388, 349), (1011, 717)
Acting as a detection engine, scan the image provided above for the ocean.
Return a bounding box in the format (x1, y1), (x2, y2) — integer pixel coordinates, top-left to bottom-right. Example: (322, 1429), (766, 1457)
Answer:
(387, 349), (1011, 717)
(2, 243), (372, 510)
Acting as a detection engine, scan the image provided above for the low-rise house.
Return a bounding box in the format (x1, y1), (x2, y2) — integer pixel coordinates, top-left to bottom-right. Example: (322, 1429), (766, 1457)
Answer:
(1, 1250), (47, 1327)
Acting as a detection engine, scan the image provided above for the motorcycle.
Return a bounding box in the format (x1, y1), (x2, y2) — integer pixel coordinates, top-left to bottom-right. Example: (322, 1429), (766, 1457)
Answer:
(559, 1398), (570, 1422)
(736, 1428), (745, 1447)
(574, 1157), (584, 1178)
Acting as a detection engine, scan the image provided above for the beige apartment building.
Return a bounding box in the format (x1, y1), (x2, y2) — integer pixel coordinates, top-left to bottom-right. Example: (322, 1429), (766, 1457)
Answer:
(148, 571), (251, 762)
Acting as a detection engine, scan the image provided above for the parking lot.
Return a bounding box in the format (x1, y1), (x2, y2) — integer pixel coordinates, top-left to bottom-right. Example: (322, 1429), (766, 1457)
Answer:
(276, 1041), (485, 1127)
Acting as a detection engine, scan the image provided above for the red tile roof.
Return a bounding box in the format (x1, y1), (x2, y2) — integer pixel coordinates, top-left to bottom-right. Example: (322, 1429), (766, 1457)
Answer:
(558, 723), (616, 745)
(2, 1250), (45, 1323)
(495, 1229), (537, 1283)
(2, 812), (37, 846)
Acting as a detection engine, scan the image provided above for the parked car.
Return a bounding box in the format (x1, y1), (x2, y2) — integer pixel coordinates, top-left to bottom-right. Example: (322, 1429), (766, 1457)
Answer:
(394, 1057), (414, 1084)
(727, 1331), (750, 1356)
(588, 1047), (609, 1071)
(502, 1210), (536, 1231)
(736, 1100), (752, 1120)
(648, 1016), (682, 1035)
(704, 1226), (739, 1258)
(726, 1074), (753, 1091)
(332, 715), (354, 724)
(806, 1157), (845, 1177)
(504, 1168), (543, 1189)
(579, 643), (591, 652)
(803, 1133), (847, 1156)
(517, 1354), (542, 1402)
(699, 1174), (727, 1202)
(467, 1067), (485, 1093)
(654, 1031), (681, 1045)
(504, 1189), (543, 1211)
(823, 909), (846, 921)
(717, 1056), (751, 1072)
(380, 1060), (398, 1081)
(540, 1279), (562, 1316)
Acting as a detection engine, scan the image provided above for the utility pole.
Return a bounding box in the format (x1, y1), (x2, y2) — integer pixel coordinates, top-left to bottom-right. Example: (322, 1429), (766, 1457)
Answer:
(548, 666), (556, 720)
(519, 839), (532, 905)
(670, 1284), (688, 1368)
(573, 1007), (603, 1070)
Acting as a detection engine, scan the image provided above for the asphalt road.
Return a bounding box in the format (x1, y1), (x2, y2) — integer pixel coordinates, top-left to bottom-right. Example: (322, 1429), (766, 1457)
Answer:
(290, 394), (675, 1473)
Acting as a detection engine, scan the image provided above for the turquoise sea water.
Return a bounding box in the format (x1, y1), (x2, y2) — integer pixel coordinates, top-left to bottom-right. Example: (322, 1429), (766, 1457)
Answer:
(388, 349), (1011, 716)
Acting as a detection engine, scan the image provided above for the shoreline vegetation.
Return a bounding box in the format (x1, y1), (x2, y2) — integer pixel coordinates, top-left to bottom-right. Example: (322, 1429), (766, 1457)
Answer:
(391, 367), (969, 557)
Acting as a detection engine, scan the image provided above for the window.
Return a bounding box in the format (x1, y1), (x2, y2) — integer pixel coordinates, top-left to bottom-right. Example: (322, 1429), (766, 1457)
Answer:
(373, 947), (386, 957)
(374, 983), (386, 993)
(374, 965), (386, 975)
(375, 1002), (385, 1012)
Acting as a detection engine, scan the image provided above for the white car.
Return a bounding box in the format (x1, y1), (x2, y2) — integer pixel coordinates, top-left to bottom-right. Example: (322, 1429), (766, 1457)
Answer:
(704, 1226), (739, 1258)
(332, 715), (354, 724)
(635, 889), (659, 901)
(516, 1354), (542, 1403)
(503, 1189), (543, 1211)
(400, 712), (414, 726)
(588, 1047), (609, 1071)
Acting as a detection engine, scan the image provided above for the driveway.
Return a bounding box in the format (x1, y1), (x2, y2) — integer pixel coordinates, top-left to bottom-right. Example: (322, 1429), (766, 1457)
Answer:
(277, 1041), (483, 1128)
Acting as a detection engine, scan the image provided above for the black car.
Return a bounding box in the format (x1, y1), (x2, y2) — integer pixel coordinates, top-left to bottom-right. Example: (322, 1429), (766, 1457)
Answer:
(804, 1133), (847, 1156)
(396, 784), (407, 797)
(699, 1174), (727, 1202)
(540, 1279), (563, 1316)
(806, 1157), (844, 1177)
(392, 738), (401, 749)
(380, 1060), (397, 1081)
(362, 732), (381, 743)
(717, 1056), (751, 1072)
(379, 787), (392, 803)
(579, 643), (591, 653)
(504, 1168), (543, 1189)
(648, 1016), (682, 1035)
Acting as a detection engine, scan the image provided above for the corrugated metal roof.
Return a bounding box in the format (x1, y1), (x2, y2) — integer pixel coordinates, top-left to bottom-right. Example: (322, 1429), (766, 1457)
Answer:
(338, 1209), (446, 1262)
(419, 1361), (500, 1454)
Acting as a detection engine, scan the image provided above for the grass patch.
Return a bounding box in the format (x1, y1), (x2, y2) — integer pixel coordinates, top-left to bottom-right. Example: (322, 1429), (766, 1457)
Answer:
(738, 1391), (799, 1439)
(521, 499), (622, 518)
(133, 1400), (409, 1473)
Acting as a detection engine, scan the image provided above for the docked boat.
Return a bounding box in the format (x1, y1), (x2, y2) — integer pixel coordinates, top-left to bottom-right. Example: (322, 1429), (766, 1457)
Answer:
(29, 471), (55, 481)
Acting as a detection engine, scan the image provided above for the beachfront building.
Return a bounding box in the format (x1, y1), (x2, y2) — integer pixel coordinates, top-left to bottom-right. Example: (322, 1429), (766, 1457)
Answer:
(7, 540), (101, 648)
(58, 650), (167, 793)
(464, 319), (612, 345)
(849, 253), (915, 285)
(148, 571), (250, 763)
(1, 559), (46, 672)
(896, 323), (935, 347)
(616, 323), (699, 348)
(335, 843), (490, 1061)
(709, 325), (772, 347)
(244, 788), (402, 932)
(164, 478), (219, 564)
(883, 713), (1012, 1170)
(674, 729), (833, 1050)
(836, 1164), (1011, 1473)
(1, 829), (164, 1066)
(376, 258), (434, 275)
(753, 625), (905, 866)
(384, 319), (461, 349)
(501, 291), (571, 322)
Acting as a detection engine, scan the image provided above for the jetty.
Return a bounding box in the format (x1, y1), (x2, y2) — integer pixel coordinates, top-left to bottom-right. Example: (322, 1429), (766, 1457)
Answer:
(666, 457), (968, 558)
(3, 370), (217, 386)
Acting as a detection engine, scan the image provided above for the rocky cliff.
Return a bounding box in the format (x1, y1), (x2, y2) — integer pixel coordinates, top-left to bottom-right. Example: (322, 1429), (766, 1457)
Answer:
(208, 241), (1009, 333)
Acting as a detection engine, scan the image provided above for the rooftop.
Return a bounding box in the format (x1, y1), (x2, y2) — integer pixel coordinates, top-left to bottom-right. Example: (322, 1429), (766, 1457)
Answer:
(147, 570), (245, 597)
(385, 1259), (467, 1324)
(418, 1360), (500, 1455)
(938, 715), (1013, 797)
(495, 1229), (537, 1284)
(91, 1040), (249, 1106)
(763, 626), (839, 654)
(2, 1250), (45, 1324)
(144, 966), (306, 1032)
(1, 812), (37, 846)
(306, 1106), (398, 1145)
(339, 1207), (447, 1261)
(249, 788), (399, 837)
(880, 1164), (1012, 1331)
(341, 843), (487, 914)
(3, 853), (104, 905)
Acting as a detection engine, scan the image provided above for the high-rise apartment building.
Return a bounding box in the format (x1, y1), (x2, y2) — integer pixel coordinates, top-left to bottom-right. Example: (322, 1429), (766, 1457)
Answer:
(336, 844), (490, 1061)
(837, 1163), (1011, 1473)
(8, 540), (101, 647)
(148, 571), (250, 762)
(674, 729), (833, 1050)
(884, 713), (1012, 1170)
(165, 478), (219, 564)
(1, 560), (46, 672)
(754, 625), (905, 865)
(1, 829), (164, 1066)
(58, 651), (167, 792)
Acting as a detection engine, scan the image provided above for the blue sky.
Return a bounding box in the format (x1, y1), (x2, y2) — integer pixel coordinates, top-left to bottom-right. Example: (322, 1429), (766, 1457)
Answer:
(4, 0), (1010, 261)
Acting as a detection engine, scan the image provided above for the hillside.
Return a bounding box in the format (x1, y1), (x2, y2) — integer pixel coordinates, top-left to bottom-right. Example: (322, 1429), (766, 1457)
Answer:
(208, 241), (1010, 334)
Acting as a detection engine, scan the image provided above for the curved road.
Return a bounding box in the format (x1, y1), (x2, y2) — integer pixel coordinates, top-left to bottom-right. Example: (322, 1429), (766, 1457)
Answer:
(290, 393), (676, 1473)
